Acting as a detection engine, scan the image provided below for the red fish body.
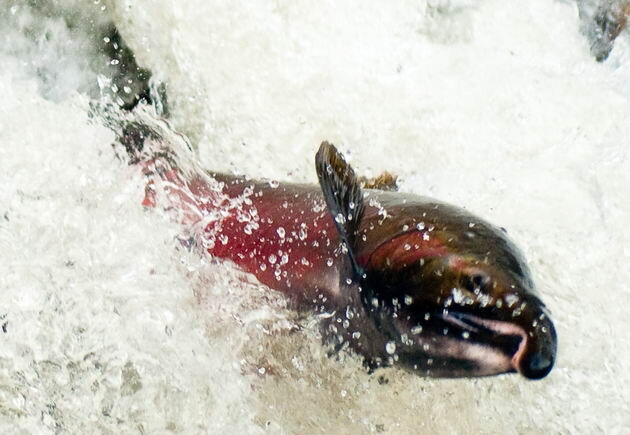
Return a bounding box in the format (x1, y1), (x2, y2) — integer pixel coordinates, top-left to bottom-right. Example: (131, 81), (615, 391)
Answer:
(127, 121), (556, 380)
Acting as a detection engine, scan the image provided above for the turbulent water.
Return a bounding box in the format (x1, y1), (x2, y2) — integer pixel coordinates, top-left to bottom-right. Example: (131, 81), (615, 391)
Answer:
(1, 0), (629, 433)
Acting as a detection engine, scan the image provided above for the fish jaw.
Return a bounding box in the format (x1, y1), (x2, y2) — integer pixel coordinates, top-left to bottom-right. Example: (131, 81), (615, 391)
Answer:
(437, 310), (557, 379)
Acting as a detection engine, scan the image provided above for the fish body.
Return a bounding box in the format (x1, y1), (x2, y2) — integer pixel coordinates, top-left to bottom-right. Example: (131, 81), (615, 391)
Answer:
(131, 125), (556, 380)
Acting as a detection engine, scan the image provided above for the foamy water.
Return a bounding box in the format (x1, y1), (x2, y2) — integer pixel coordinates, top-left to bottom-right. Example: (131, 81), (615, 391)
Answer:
(1, 0), (629, 433)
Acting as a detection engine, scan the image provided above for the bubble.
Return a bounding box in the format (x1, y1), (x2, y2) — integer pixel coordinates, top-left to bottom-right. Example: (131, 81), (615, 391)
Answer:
(385, 341), (396, 355)
(268, 254), (277, 264)
(276, 227), (286, 238)
(345, 306), (354, 320)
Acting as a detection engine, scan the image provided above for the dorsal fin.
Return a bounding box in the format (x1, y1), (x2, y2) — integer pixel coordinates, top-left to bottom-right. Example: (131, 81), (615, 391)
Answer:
(315, 141), (365, 277)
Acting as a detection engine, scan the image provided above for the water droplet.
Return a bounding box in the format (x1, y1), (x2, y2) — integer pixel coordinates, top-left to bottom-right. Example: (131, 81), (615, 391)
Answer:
(260, 264), (267, 271)
(340, 390), (347, 397)
(335, 213), (345, 224)
(385, 341), (396, 355)
(277, 227), (286, 238)
(268, 180), (279, 188)
(346, 278), (352, 285)
(342, 320), (350, 328)
(411, 325), (423, 335)
(403, 243), (411, 251)
(404, 295), (413, 305)
(462, 331), (470, 339)
(269, 254), (277, 264)
(110, 59), (120, 65)
(352, 331), (361, 339)
(417, 222), (425, 230)
(326, 258), (334, 267)
(258, 367), (266, 375)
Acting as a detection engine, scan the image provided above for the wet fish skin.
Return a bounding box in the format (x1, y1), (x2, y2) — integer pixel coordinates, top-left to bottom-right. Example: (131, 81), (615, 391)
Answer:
(136, 137), (556, 380)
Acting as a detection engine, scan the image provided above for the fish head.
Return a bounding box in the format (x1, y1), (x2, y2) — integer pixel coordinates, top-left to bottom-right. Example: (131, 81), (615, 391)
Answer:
(314, 141), (556, 380)
(361, 219), (557, 380)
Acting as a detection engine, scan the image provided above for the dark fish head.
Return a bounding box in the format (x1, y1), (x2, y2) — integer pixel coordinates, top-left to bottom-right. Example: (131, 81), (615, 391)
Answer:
(361, 214), (557, 380)
(314, 141), (556, 380)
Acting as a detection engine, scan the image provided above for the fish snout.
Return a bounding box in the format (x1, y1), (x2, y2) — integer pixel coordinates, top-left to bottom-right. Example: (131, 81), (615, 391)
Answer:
(512, 311), (557, 380)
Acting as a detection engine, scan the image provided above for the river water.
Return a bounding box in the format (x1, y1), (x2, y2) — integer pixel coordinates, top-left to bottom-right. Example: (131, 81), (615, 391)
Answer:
(1, 0), (629, 433)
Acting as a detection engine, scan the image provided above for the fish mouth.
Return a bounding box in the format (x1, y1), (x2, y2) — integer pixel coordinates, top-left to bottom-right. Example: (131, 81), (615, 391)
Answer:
(440, 311), (556, 380)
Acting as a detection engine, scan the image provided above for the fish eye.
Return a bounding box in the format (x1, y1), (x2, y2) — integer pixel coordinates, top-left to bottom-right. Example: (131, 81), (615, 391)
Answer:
(462, 273), (491, 293)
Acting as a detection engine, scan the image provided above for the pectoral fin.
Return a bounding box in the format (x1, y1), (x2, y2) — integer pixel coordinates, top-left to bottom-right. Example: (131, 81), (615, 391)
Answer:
(315, 141), (365, 277)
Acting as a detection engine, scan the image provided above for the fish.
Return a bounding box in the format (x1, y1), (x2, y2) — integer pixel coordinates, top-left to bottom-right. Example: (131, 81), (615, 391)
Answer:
(120, 116), (557, 380)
